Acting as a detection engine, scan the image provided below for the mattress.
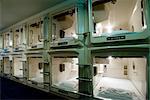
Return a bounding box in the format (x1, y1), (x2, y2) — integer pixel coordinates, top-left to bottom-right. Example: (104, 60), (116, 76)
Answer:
(14, 74), (23, 78)
(97, 87), (140, 100)
(55, 78), (78, 92)
(30, 77), (43, 83)
(94, 77), (143, 100)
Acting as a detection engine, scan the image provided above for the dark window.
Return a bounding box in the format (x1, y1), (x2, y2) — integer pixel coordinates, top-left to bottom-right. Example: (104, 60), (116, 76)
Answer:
(94, 66), (97, 76)
(38, 63), (43, 70)
(60, 30), (65, 38)
(59, 64), (65, 72)
(141, 0), (144, 26)
(133, 62), (135, 70)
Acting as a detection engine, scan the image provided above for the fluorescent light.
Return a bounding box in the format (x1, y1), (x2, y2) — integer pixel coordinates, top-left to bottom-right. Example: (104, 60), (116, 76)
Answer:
(9, 40), (13, 46)
(96, 23), (102, 35)
(72, 33), (78, 39)
(106, 24), (113, 33)
(142, 25), (147, 30)
(107, 56), (113, 60)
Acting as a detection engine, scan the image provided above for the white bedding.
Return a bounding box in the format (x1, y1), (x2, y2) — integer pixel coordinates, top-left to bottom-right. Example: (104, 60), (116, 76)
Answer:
(30, 77), (43, 83)
(97, 87), (140, 100)
(14, 74), (23, 78)
(55, 78), (78, 92)
(94, 77), (144, 100)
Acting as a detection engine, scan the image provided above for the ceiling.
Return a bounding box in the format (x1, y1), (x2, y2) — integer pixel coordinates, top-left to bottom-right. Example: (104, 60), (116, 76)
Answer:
(0, 0), (64, 31)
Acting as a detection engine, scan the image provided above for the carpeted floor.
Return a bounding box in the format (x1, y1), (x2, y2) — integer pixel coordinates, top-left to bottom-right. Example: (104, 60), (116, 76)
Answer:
(0, 77), (65, 100)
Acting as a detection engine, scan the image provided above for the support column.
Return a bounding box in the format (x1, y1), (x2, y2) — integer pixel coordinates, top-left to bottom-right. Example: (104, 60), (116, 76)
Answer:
(22, 54), (28, 81)
(144, 0), (150, 98)
(77, 0), (93, 96)
(0, 58), (3, 75)
(43, 14), (50, 49)
(0, 0), (2, 29)
(145, 0), (150, 31)
(9, 56), (13, 76)
(147, 36), (150, 100)
(43, 15), (50, 90)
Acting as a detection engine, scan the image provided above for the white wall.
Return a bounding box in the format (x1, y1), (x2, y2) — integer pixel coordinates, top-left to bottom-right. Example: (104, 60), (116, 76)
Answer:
(129, 0), (143, 32)
(14, 58), (23, 76)
(28, 18), (43, 47)
(94, 0), (144, 36)
(13, 31), (20, 48)
(53, 13), (76, 40)
(13, 26), (27, 48)
(3, 31), (13, 49)
(13, 26), (26, 48)
(104, 58), (128, 79)
(52, 58), (78, 84)
(22, 25), (27, 45)
(93, 64), (104, 87)
(3, 32), (9, 48)
(4, 58), (10, 74)
(93, 58), (128, 87)
(64, 14), (76, 38)
(28, 26), (41, 46)
(29, 57), (43, 79)
(128, 58), (147, 98)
